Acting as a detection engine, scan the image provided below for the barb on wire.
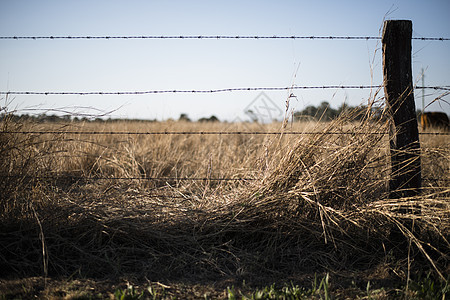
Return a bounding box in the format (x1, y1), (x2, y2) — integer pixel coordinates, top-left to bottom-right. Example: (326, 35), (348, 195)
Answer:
(0, 35), (449, 41)
(1, 85), (449, 96)
(1, 131), (448, 136)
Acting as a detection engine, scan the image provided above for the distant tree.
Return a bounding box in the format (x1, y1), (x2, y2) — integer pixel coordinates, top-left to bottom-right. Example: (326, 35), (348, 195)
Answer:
(317, 101), (340, 120)
(294, 101), (342, 121)
(294, 101), (386, 122)
(208, 115), (219, 122)
(179, 113), (191, 122)
(337, 103), (350, 115)
(303, 105), (318, 117)
(46, 114), (61, 122)
(198, 115), (220, 122)
(18, 114), (31, 121)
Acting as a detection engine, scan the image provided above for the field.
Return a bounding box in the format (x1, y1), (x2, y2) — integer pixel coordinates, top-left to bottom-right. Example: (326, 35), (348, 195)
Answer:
(0, 107), (449, 299)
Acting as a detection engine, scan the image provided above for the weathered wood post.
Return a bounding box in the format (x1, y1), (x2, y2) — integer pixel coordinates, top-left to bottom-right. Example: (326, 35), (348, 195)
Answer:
(382, 20), (421, 198)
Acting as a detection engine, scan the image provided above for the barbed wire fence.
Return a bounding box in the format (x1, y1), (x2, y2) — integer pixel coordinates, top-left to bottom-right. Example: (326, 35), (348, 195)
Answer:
(2, 174), (448, 184)
(1, 33), (449, 184)
(1, 130), (448, 136)
(1, 85), (450, 95)
(1, 85), (449, 136)
(1, 35), (449, 40)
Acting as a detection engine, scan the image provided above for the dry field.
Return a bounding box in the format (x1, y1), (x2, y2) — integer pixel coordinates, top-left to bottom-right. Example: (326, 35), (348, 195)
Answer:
(0, 108), (449, 298)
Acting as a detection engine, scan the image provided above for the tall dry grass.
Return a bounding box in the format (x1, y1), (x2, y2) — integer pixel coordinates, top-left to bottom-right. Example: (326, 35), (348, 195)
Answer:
(0, 106), (448, 287)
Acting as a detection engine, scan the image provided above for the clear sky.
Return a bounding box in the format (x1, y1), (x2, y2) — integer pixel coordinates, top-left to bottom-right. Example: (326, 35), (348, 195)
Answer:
(1, 0), (449, 122)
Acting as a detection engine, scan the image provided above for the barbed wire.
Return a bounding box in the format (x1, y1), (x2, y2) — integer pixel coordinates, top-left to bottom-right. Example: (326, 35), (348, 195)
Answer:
(1, 85), (449, 96)
(1, 174), (255, 182)
(1, 131), (448, 136)
(0, 174), (447, 183)
(1, 34), (447, 190)
(0, 35), (449, 41)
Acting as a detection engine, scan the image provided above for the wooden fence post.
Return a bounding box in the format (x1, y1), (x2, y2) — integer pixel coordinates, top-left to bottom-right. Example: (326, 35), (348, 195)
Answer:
(382, 20), (421, 198)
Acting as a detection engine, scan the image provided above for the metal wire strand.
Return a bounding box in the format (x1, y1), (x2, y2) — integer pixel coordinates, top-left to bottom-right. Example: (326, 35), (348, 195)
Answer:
(1, 85), (449, 96)
(0, 131), (448, 136)
(0, 174), (446, 183)
(0, 175), (256, 181)
(0, 35), (449, 40)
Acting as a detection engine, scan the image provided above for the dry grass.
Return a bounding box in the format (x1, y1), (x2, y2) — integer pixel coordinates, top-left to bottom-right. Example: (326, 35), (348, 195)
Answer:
(0, 106), (449, 296)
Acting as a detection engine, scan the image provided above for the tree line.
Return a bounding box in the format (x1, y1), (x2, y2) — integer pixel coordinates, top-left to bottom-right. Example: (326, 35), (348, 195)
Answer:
(0, 102), (394, 123)
(293, 101), (376, 121)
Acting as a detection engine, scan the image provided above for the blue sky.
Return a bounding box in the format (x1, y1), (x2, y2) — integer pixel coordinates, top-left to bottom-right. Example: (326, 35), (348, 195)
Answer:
(1, 0), (449, 121)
